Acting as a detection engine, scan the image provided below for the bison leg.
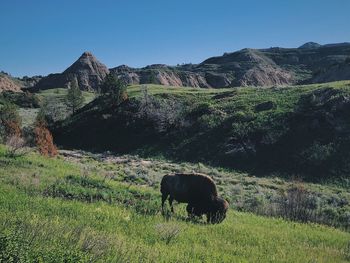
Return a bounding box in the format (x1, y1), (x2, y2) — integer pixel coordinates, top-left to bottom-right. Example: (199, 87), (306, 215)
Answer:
(186, 204), (196, 220)
(187, 204), (204, 221)
(206, 212), (218, 224)
(187, 204), (197, 217)
(206, 213), (211, 223)
(168, 196), (174, 213)
(161, 193), (168, 214)
(186, 204), (193, 216)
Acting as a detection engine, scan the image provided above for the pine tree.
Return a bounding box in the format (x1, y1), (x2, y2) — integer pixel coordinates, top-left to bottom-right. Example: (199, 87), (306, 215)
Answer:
(65, 79), (84, 114)
(100, 74), (128, 104)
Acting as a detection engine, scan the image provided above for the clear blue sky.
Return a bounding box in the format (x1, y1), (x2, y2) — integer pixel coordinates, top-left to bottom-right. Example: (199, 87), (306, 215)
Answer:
(1, 0), (349, 77)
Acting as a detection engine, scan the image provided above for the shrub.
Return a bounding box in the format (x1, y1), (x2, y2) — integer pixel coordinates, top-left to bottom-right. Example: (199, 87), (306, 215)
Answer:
(0, 102), (22, 140)
(1, 91), (40, 108)
(198, 114), (223, 129)
(137, 85), (186, 132)
(40, 97), (68, 124)
(5, 135), (27, 157)
(339, 211), (350, 230)
(34, 113), (57, 157)
(301, 142), (334, 166)
(244, 195), (267, 214)
(278, 183), (317, 223)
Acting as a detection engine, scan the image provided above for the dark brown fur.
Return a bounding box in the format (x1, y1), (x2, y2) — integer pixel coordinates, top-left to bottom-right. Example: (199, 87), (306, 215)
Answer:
(160, 173), (229, 223)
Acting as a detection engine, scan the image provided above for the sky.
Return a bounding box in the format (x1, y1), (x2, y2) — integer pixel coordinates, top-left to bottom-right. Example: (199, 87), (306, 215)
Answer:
(1, 0), (349, 77)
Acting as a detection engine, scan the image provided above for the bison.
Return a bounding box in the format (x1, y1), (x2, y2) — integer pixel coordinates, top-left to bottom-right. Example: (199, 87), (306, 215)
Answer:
(160, 173), (229, 224)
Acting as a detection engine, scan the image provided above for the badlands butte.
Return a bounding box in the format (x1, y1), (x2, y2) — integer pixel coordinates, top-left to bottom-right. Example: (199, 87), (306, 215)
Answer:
(1, 41), (350, 92)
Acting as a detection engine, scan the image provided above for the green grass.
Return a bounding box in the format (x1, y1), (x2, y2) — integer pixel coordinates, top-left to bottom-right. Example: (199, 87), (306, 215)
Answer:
(57, 149), (350, 230)
(127, 81), (350, 99)
(0, 145), (349, 262)
(37, 88), (96, 103)
(127, 84), (233, 98)
(15, 88), (96, 126)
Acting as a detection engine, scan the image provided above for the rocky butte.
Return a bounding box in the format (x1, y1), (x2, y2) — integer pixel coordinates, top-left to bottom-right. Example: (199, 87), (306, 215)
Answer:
(4, 42), (349, 92)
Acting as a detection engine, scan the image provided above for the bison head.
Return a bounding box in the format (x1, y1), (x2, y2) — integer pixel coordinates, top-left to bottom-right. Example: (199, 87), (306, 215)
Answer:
(208, 197), (229, 224)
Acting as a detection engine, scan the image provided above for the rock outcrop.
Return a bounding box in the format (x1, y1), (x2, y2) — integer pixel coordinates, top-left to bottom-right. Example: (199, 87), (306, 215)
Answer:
(0, 74), (22, 93)
(30, 42), (350, 91)
(110, 43), (350, 88)
(32, 52), (109, 91)
(310, 59), (350, 83)
(110, 65), (210, 88)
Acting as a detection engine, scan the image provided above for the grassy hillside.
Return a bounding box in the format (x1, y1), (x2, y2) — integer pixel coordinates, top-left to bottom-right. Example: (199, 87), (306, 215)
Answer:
(0, 145), (349, 262)
(57, 149), (350, 230)
(0, 88), (96, 127)
(55, 81), (350, 183)
(37, 88), (96, 103)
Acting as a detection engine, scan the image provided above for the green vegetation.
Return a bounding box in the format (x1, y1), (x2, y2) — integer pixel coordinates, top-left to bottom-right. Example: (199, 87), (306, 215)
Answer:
(38, 88), (95, 103)
(65, 80), (85, 114)
(100, 74), (128, 104)
(55, 81), (350, 184)
(0, 145), (349, 262)
(0, 101), (22, 142)
(54, 149), (350, 230)
(1, 88), (94, 128)
(0, 91), (40, 109)
(2, 81), (349, 261)
(32, 88), (95, 126)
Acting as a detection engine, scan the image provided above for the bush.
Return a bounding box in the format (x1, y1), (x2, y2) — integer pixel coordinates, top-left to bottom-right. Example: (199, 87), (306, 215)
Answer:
(137, 85), (186, 132)
(339, 211), (350, 230)
(244, 195), (267, 214)
(278, 183), (318, 223)
(0, 102), (22, 140)
(40, 97), (68, 124)
(5, 135), (27, 157)
(301, 142), (334, 166)
(34, 112), (57, 157)
(1, 91), (40, 108)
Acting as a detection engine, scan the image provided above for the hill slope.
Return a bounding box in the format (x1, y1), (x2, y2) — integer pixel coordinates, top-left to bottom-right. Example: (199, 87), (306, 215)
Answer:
(54, 81), (350, 182)
(0, 146), (349, 262)
(0, 72), (22, 92)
